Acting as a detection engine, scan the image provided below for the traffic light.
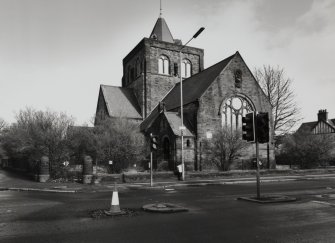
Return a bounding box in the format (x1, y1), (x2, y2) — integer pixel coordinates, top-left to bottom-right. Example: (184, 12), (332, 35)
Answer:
(256, 112), (269, 143)
(150, 133), (158, 151)
(242, 112), (255, 142)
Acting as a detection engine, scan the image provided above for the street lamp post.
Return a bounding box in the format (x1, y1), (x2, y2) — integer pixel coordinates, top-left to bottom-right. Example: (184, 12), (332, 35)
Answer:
(179, 27), (205, 181)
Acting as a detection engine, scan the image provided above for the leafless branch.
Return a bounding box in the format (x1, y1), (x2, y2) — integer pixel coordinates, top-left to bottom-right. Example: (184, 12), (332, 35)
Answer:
(254, 65), (301, 135)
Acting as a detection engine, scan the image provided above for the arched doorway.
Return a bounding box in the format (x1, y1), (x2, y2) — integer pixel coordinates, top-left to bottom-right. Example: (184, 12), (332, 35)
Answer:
(163, 137), (173, 170)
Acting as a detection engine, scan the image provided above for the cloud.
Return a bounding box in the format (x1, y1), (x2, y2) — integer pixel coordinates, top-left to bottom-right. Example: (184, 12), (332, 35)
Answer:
(296, 0), (335, 34)
(253, 0), (314, 32)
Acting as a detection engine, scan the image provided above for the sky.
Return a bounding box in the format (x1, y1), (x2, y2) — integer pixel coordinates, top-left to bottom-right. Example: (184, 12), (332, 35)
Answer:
(0, 0), (334, 127)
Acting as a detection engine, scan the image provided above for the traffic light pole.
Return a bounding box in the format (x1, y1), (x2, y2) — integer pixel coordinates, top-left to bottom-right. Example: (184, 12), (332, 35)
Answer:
(243, 111), (269, 200)
(254, 111), (261, 199)
(255, 137), (261, 199)
(150, 151), (153, 187)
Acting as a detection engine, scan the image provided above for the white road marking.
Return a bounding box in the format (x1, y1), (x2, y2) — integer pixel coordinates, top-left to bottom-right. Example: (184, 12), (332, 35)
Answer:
(311, 200), (335, 207)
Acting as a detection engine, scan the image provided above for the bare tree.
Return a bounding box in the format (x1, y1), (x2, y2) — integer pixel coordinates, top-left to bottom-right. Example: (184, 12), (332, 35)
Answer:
(254, 65), (300, 135)
(0, 118), (6, 133)
(0, 118), (8, 160)
(205, 128), (248, 171)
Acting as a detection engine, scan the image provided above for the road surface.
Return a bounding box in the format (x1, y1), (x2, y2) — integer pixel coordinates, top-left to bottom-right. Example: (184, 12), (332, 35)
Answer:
(1, 177), (335, 242)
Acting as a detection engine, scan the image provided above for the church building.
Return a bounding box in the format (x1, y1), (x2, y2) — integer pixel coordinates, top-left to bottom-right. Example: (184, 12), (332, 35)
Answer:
(95, 13), (275, 171)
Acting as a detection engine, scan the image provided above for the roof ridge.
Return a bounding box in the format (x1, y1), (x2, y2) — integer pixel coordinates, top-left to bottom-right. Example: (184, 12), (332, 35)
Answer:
(301, 121), (318, 124)
(101, 84), (123, 88)
(177, 53), (236, 87)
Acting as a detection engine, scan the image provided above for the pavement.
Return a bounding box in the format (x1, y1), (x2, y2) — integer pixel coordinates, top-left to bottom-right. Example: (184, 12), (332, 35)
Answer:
(2, 169), (335, 193)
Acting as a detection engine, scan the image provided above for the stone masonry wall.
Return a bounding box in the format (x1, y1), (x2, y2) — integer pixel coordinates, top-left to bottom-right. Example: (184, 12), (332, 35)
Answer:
(197, 53), (275, 169)
(122, 38), (204, 118)
(95, 88), (109, 125)
(146, 39), (203, 115)
(122, 43), (146, 118)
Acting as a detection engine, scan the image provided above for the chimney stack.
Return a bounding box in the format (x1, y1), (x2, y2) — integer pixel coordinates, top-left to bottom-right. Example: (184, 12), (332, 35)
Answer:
(317, 109), (328, 121)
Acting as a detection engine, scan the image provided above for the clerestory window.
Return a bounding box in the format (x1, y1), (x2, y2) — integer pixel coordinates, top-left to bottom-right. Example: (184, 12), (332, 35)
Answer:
(158, 55), (170, 75)
(181, 59), (191, 78)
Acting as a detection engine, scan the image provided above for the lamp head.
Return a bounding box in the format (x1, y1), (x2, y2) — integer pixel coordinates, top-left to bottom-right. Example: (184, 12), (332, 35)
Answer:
(193, 27), (205, 38)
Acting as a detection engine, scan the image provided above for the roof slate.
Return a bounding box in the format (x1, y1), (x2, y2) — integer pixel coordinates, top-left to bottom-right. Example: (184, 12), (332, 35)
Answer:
(100, 85), (142, 119)
(297, 119), (335, 133)
(162, 53), (235, 110)
(164, 112), (194, 137)
(140, 53), (236, 132)
(297, 121), (317, 133)
(150, 17), (174, 43)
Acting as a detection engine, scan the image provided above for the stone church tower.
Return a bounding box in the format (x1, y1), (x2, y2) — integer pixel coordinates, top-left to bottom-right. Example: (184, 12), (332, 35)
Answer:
(121, 15), (204, 119)
(95, 14), (275, 171)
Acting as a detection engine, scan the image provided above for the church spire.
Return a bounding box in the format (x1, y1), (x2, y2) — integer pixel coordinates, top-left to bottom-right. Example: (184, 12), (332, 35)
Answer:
(149, 0), (174, 43)
(160, 0), (162, 17)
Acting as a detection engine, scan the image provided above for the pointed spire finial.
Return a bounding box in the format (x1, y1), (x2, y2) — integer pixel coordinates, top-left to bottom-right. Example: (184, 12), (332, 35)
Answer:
(160, 0), (162, 17)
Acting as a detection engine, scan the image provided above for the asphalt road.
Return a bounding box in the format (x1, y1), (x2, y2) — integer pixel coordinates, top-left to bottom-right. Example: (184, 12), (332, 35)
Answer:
(1, 179), (335, 242)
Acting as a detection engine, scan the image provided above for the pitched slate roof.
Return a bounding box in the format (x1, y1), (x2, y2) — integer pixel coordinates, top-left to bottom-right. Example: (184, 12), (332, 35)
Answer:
(164, 112), (194, 137)
(140, 53), (236, 132)
(297, 121), (318, 133)
(324, 120), (335, 130)
(297, 119), (335, 133)
(162, 53), (235, 110)
(100, 85), (142, 119)
(150, 17), (174, 43)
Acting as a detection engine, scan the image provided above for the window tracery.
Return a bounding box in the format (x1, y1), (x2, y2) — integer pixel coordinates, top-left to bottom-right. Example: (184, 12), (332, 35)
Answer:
(221, 96), (254, 130)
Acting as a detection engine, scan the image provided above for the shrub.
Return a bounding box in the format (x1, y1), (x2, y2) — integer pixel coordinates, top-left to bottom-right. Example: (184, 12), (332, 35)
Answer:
(204, 128), (248, 171)
(0, 108), (74, 176)
(278, 129), (335, 169)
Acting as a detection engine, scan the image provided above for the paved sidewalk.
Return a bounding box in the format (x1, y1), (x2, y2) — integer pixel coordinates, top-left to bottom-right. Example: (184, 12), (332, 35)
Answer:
(1, 169), (335, 193)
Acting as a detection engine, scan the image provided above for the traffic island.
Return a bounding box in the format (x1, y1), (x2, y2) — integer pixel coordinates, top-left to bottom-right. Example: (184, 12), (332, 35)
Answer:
(104, 209), (126, 216)
(237, 195), (297, 203)
(142, 203), (188, 213)
(90, 208), (140, 219)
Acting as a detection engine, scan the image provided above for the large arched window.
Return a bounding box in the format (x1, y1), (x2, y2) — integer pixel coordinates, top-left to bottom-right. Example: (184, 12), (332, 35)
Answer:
(221, 96), (254, 130)
(181, 59), (191, 78)
(158, 55), (170, 75)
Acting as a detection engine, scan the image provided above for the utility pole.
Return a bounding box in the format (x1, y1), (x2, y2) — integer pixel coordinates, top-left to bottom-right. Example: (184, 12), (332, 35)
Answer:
(150, 151), (153, 187)
(179, 27), (205, 181)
